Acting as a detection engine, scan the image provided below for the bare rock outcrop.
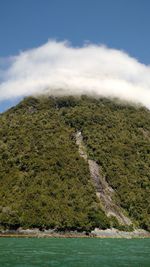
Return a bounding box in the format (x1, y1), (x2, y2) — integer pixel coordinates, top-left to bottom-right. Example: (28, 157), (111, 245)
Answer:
(75, 131), (132, 226)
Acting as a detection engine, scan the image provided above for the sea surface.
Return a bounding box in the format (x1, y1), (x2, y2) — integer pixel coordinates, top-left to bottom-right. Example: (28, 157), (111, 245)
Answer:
(0, 237), (150, 267)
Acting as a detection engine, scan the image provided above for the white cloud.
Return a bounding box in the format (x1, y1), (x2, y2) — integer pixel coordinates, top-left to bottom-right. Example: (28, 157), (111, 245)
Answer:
(0, 40), (150, 109)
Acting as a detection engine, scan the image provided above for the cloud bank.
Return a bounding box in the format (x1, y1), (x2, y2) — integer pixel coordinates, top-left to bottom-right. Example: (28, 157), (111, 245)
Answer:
(0, 40), (150, 109)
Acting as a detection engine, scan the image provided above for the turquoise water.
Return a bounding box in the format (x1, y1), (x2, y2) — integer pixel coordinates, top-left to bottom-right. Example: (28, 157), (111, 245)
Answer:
(0, 238), (150, 267)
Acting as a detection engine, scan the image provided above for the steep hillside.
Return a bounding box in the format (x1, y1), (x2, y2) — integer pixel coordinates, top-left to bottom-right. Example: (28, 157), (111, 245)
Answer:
(0, 96), (150, 231)
(0, 97), (109, 231)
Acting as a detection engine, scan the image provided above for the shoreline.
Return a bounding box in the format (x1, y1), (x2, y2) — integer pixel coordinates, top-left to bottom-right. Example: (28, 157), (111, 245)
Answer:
(0, 228), (150, 239)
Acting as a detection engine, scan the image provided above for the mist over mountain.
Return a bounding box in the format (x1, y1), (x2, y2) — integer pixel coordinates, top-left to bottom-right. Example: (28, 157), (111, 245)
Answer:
(0, 41), (150, 109)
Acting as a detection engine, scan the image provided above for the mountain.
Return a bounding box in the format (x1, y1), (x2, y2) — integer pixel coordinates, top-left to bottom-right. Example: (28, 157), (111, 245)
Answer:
(0, 96), (150, 232)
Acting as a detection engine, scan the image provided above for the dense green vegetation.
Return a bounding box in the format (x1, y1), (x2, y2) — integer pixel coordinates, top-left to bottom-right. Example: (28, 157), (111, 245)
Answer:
(0, 96), (150, 231)
(0, 97), (109, 231)
(62, 96), (150, 230)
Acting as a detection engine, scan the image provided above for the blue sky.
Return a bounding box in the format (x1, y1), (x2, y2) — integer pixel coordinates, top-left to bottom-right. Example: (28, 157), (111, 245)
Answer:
(0, 0), (150, 112)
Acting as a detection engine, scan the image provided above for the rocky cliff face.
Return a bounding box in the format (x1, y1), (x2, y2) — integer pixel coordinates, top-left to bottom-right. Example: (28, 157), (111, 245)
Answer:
(76, 131), (132, 226)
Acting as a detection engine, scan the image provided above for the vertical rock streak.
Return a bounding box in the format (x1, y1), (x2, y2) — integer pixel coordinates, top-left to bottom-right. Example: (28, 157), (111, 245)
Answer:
(75, 131), (132, 225)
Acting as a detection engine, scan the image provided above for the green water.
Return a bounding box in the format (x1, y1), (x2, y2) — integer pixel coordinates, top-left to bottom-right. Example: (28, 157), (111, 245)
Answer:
(0, 238), (150, 267)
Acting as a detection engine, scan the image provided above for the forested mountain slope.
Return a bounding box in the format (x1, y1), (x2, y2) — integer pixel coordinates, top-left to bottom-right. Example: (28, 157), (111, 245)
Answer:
(0, 96), (149, 231)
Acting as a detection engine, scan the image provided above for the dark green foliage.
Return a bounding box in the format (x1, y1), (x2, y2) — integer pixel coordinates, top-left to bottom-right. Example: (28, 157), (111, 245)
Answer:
(0, 96), (109, 231)
(62, 96), (150, 231)
(0, 95), (150, 231)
